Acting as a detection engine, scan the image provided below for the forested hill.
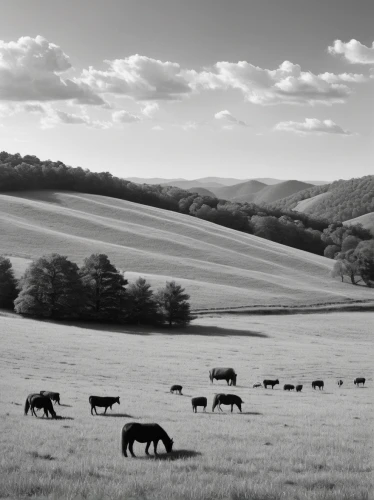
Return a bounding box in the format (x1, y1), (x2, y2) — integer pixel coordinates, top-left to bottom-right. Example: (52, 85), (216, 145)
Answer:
(0, 151), (372, 258)
(271, 176), (374, 221)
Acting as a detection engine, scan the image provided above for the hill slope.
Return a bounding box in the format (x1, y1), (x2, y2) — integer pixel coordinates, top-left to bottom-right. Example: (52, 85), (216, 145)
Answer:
(214, 180), (267, 201)
(254, 180), (314, 204)
(273, 176), (374, 221)
(344, 212), (374, 236)
(1, 191), (373, 310)
(187, 187), (216, 197)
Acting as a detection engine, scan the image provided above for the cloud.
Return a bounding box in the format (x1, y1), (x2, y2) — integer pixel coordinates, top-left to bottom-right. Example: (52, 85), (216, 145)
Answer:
(193, 60), (357, 105)
(112, 110), (141, 124)
(0, 35), (105, 105)
(274, 118), (353, 135)
(214, 109), (247, 126)
(152, 125), (163, 131)
(79, 54), (193, 101)
(181, 121), (197, 131)
(328, 39), (374, 64)
(318, 72), (367, 83)
(41, 108), (110, 129)
(141, 102), (159, 117)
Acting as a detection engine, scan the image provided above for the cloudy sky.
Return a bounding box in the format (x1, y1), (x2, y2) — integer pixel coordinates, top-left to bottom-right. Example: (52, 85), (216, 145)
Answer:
(0, 0), (373, 180)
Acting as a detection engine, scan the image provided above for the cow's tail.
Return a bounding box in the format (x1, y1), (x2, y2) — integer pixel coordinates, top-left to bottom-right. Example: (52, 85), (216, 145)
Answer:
(212, 394), (218, 412)
(120, 426), (127, 456)
(24, 397), (30, 415)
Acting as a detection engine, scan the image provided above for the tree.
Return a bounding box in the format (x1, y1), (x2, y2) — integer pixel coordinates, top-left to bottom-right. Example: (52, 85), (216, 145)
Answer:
(155, 281), (193, 327)
(14, 254), (83, 318)
(0, 256), (18, 309)
(126, 277), (159, 324)
(333, 250), (360, 285)
(324, 244), (340, 259)
(80, 254), (127, 321)
(354, 240), (374, 287)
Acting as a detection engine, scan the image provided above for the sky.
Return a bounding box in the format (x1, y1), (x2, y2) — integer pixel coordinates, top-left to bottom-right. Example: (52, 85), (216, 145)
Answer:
(0, 0), (373, 181)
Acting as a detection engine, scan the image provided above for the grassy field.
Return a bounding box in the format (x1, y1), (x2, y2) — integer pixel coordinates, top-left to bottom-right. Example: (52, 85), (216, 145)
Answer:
(0, 311), (372, 500)
(1, 191), (374, 311)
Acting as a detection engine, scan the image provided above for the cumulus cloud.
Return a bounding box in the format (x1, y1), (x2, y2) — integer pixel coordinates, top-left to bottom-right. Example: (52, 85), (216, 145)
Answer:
(318, 72), (366, 83)
(275, 118), (353, 135)
(141, 102), (159, 117)
(0, 35), (104, 105)
(214, 109), (247, 126)
(328, 39), (374, 64)
(181, 121), (198, 131)
(79, 54), (193, 101)
(193, 60), (357, 105)
(112, 110), (142, 124)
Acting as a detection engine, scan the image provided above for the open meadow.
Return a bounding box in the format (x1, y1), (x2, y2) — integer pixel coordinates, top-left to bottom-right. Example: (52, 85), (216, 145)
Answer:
(0, 311), (372, 500)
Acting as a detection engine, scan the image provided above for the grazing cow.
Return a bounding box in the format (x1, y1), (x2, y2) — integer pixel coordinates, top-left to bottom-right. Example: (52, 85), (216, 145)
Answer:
(296, 385), (303, 392)
(89, 396), (120, 415)
(209, 368), (237, 386)
(212, 394), (243, 413)
(337, 380), (343, 387)
(354, 378), (366, 387)
(170, 385), (183, 395)
(25, 394), (56, 419)
(253, 383), (262, 388)
(312, 380), (324, 390)
(121, 423), (174, 458)
(263, 379), (279, 389)
(40, 391), (61, 405)
(191, 397), (207, 412)
(283, 384), (295, 391)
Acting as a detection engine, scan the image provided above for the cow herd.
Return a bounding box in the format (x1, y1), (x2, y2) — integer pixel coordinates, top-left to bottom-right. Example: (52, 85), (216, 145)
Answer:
(23, 369), (367, 457)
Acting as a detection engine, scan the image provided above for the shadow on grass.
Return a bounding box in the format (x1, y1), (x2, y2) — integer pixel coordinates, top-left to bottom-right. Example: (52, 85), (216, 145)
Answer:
(55, 319), (269, 338)
(144, 449), (202, 461)
(98, 413), (135, 418)
(58, 404), (72, 407)
(55, 416), (74, 420)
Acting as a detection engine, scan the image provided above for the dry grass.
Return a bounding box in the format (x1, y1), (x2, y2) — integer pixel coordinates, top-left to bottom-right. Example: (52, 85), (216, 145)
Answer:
(1, 190), (374, 310)
(0, 312), (372, 500)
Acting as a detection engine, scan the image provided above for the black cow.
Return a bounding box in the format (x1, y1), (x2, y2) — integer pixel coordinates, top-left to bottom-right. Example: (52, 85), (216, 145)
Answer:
(296, 385), (303, 392)
(354, 378), (366, 387)
(263, 379), (279, 389)
(312, 380), (324, 390)
(89, 396), (120, 415)
(170, 385), (183, 395)
(25, 394), (56, 418)
(337, 380), (343, 387)
(209, 368), (237, 386)
(284, 384), (295, 391)
(212, 394), (243, 413)
(40, 391), (61, 405)
(191, 397), (207, 412)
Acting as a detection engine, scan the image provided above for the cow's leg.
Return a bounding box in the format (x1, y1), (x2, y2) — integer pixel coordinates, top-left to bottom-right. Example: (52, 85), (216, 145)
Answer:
(153, 440), (159, 456)
(231, 404), (233, 413)
(104, 406), (108, 414)
(91, 406), (94, 415)
(94, 406), (98, 415)
(123, 440), (128, 457)
(145, 442), (151, 455)
(238, 405), (242, 413)
(129, 440), (136, 457)
(203, 406), (206, 412)
(218, 404), (223, 412)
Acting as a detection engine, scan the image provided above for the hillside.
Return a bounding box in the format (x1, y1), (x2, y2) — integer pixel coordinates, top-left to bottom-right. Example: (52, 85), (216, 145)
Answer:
(253, 180), (314, 204)
(272, 176), (374, 221)
(214, 180), (267, 201)
(1, 191), (373, 311)
(187, 187), (216, 197)
(344, 212), (374, 236)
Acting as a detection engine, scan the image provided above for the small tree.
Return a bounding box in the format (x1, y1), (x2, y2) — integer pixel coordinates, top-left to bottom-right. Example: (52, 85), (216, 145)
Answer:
(126, 277), (159, 324)
(324, 244), (340, 259)
(0, 256), (18, 309)
(80, 254), (127, 321)
(14, 254), (83, 318)
(332, 250), (361, 285)
(155, 281), (193, 327)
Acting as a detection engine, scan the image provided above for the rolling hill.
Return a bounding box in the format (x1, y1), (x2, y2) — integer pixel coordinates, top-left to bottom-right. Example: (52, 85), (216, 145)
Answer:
(343, 212), (374, 235)
(187, 187), (216, 197)
(214, 180), (314, 204)
(273, 176), (374, 221)
(1, 191), (373, 311)
(213, 180), (267, 201)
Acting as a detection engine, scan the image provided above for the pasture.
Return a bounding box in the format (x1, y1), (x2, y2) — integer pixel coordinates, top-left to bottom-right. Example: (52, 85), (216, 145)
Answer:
(0, 311), (372, 500)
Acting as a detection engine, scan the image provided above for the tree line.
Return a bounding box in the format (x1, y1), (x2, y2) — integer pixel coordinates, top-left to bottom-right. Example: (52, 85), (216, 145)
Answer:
(0, 254), (193, 326)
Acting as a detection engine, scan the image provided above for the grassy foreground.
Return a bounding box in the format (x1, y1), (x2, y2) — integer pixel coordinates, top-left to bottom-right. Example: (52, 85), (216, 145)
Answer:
(0, 312), (372, 500)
